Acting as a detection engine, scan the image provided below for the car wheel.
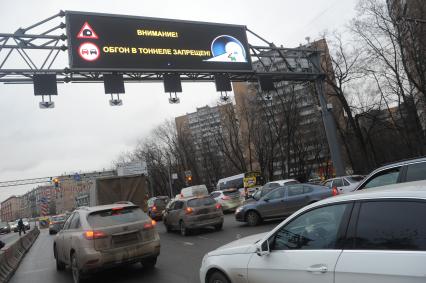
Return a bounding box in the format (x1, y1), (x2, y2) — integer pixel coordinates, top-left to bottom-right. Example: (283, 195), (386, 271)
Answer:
(208, 271), (230, 283)
(54, 247), (65, 271)
(180, 221), (188, 236)
(141, 257), (157, 269)
(246, 211), (260, 226)
(71, 253), (82, 283)
(214, 223), (223, 231)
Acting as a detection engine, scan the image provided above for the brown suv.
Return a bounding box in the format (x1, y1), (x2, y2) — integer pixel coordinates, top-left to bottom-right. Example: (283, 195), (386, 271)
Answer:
(163, 196), (223, 236)
(53, 202), (160, 283)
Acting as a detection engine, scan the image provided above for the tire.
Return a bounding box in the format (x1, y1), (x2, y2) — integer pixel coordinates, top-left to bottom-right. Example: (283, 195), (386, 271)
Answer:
(214, 223), (223, 231)
(208, 271), (230, 283)
(54, 246), (65, 271)
(180, 221), (189, 236)
(141, 257), (157, 269)
(71, 253), (82, 283)
(246, 211), (260, 226)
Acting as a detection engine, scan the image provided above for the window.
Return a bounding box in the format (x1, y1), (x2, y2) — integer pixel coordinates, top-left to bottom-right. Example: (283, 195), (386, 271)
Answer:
(332, 178), (343, 187)
(88, 207), (148, 228)
(361, 167), (401, 190)
(187, 197), (215, 207)
(343, 179), (350, 186)
(69, 213), (80, 229)
(406, 162), (426, 182)
(264, 188), (285, 200)
(303, 186), (313, 194)
(287, 184), (304, 196)
(355, 201), (426, 251)
(271, 204), (349, 250)
(174, 201), (184, 210)
(324, 180), (332, 188)
(62, 214), (74, 230)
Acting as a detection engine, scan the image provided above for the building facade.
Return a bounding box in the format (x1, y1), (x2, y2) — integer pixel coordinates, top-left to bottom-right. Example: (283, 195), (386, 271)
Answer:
(175, 104), (235, 188)
(1, 196), (22, 222)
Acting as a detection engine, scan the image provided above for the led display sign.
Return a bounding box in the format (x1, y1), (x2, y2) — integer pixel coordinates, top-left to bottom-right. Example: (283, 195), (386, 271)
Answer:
(66, 11), (253, 72)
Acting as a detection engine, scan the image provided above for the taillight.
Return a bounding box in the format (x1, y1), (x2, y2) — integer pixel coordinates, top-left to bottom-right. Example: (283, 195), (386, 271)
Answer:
(111, 207), (123, 211)
(221, 196), (231, 200)
(185, 207), (193, 214)
(215, 203), (222, 210)
(152, 205), (157, 212)
(49, 222), (53, 225)
(332, 187), (339, 196)
(143, 220), (157, 230)
(84, 230), (107, 240)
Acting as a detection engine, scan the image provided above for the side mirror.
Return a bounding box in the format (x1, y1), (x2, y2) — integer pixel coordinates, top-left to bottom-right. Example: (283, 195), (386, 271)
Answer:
(256, 240), (270, 256)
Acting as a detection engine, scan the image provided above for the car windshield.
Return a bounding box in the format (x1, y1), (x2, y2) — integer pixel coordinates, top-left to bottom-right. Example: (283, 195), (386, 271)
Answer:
(88, 206), (149, 228)
(187, 197), (216, 207)
(154, 198), (168, 207)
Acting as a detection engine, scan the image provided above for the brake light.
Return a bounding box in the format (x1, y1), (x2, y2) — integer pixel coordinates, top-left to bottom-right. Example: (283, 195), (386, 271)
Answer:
(185, 207), (193, 214)
(215, 203), (222, 210)
(332, 186), (339, 196)
(84, 230), (107, 240)
(111, 207), (123, 211)
(152, 205), (157, 212)
(143, 220), (157, 230)
(221, 196), (231, 200)
(49, 222), (53, 225)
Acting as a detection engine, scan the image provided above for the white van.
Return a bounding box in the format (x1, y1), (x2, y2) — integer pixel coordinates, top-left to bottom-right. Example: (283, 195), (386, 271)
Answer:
(180, 185), (209, 198)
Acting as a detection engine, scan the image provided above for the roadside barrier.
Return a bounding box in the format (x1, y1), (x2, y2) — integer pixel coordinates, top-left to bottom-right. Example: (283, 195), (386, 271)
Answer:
(0, 227), (40, 283)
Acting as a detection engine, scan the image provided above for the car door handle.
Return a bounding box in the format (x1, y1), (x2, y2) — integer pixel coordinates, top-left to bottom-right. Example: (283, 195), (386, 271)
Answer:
(307, 265), (328, 273)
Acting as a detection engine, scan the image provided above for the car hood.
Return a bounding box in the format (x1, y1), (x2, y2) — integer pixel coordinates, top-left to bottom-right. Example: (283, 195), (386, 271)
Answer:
(208, 232), (268, 256)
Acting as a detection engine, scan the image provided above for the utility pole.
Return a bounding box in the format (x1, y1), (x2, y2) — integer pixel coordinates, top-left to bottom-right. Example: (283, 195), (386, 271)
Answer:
(311, 52), (345, 177)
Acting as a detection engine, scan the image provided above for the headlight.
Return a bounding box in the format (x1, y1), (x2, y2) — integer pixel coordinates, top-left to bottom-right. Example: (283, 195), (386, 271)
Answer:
(235, 206), (243, 213)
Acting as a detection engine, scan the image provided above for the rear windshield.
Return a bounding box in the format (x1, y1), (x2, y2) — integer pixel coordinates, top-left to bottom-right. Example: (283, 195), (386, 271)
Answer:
(187, 197), (216, 207)
(223, 189), (239, 196)
(154, 199), (168, 207)
(51, 216), (65, 222)
(347, 176), (364, 182)
(88, 206), (148, 228)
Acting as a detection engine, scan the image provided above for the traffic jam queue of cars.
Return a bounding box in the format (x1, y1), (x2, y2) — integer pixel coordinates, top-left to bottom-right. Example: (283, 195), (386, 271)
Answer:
(48, 158), (426, 283)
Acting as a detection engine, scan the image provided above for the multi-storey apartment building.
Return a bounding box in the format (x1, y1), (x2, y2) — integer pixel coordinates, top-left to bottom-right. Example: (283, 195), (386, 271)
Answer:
(1, 195), (22, 222)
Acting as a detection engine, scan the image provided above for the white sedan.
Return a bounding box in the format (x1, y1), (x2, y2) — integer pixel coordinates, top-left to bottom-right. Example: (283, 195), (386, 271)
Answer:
(200, 180), (426, 283)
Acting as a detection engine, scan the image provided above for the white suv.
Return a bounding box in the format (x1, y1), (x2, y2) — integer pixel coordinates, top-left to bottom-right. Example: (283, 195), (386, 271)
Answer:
(200, 180), (426, 283)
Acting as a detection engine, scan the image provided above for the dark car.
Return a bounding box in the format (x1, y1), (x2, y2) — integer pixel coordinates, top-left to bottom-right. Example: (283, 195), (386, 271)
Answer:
(49, 215), (66, 235)
(147, 196), (170, 221)
(0, 222), (10, 234)
(163, 196), (223, 236)
(354, 157), (426, 191)
(235, 183), (332, 226)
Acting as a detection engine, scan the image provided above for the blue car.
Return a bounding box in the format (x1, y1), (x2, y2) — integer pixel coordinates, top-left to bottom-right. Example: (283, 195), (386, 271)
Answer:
(235, 183), (333, 226)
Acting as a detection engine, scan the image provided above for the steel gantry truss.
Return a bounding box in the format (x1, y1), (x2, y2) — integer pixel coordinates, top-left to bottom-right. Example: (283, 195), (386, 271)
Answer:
(0, 11), (345, 176)
(0, 11), (324, 84)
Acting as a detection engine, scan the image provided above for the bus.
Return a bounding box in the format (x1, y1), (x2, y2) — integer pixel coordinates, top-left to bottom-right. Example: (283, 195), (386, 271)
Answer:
(216, 171), (264, 195)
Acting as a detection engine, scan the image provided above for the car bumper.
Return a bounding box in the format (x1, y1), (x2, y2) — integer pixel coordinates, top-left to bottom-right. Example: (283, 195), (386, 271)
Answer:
(235, 210), (246, 222)
(186, 217), (223, 229)
(149, 211), (164, 221)
(80, 237), (161, 273)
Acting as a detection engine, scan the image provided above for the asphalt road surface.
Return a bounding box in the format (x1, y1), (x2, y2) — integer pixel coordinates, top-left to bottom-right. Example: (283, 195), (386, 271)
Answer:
(10, 214), (281, 283)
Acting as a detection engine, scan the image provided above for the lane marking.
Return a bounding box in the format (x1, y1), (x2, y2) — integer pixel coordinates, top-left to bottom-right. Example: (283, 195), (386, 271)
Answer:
(183, 242), (194, 246)
(197, 236), (209, 240)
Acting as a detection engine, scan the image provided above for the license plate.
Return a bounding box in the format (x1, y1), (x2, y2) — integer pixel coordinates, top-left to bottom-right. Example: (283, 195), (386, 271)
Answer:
(113, 233), (139, 246)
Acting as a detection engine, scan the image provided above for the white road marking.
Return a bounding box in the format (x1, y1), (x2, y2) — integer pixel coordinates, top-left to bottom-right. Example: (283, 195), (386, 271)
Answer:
(183, 241), (194, 246)
(197, 236), (209, 240)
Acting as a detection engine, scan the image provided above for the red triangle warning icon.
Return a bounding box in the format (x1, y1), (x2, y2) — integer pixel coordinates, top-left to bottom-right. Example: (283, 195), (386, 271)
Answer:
(77, 22), (99, 39)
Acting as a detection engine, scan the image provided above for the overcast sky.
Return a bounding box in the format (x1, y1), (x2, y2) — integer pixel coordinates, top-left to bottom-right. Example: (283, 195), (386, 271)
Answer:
(0, 0), (358, 202)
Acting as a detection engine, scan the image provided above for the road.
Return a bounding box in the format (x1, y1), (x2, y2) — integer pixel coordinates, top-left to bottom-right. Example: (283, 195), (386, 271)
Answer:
(10, 214), (280, 283)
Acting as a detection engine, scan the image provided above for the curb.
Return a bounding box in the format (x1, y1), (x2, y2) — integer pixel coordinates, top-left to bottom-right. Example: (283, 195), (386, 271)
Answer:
(0, 227), (40, 283)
